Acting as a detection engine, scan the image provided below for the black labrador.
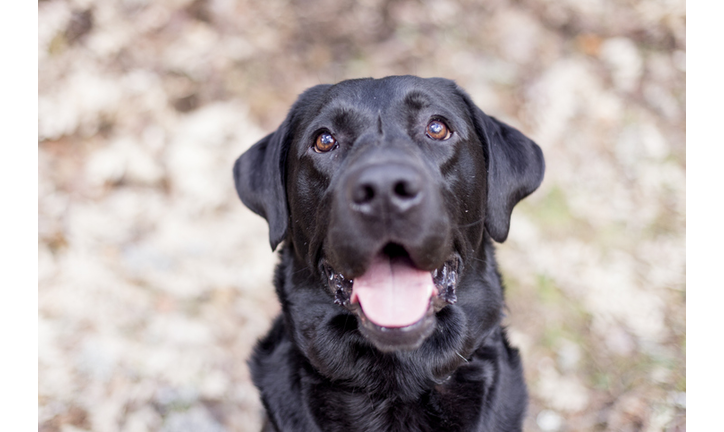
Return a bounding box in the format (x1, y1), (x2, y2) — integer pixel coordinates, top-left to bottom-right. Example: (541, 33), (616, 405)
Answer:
(234, 76), (544, 432)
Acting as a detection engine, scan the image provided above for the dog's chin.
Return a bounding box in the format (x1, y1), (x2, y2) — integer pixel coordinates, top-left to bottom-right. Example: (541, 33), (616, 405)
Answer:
(321, 247), (461, 352)
(357, 302), (437, 352)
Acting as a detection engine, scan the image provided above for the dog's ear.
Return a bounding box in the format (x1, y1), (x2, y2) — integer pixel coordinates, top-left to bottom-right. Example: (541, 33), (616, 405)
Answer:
(234, 128), (289, 251)
(464, 97), (545, 243)
(233, 84), (331, 251)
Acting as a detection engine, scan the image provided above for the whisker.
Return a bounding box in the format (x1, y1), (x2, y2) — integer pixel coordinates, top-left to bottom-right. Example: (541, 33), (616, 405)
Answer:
(453, 218), (485, 229)
(455, 351), (469, 363)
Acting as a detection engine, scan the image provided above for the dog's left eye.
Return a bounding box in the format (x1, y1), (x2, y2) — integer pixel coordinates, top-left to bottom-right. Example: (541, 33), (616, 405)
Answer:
(314, 131), (338, 153)
(426, 120), (452, 140)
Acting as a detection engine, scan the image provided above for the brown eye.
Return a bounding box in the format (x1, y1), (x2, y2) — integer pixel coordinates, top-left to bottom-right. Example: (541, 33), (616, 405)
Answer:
(426, 120), (452, 140)
(314, 131), (337, 153)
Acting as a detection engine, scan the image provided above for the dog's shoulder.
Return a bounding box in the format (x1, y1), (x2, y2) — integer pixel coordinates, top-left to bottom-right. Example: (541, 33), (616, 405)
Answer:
(249, 315), (322, 432)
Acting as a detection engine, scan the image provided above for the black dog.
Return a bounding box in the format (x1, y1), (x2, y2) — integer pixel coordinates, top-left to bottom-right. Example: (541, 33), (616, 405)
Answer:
(234, 76), (544, 431)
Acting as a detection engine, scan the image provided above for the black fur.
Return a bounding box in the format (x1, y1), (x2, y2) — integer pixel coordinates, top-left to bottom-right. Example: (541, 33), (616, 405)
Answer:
(234, 76), (544, 431)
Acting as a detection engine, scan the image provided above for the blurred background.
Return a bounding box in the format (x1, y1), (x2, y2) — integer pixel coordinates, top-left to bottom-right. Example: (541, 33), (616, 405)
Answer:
(38, 0), (685, 430)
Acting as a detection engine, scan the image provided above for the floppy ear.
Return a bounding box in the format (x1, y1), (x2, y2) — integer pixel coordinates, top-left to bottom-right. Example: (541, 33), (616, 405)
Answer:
(465, 99), (545, 243)
(233, 84), (331, 251)
(234, 126), (290, 251)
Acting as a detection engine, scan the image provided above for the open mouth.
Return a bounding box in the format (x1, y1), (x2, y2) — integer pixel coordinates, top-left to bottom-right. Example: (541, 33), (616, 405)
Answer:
(322, 244), (461, 343)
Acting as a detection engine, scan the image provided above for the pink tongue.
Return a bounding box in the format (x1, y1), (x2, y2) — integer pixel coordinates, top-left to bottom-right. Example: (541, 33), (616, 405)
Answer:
(353, 253), (435, 328)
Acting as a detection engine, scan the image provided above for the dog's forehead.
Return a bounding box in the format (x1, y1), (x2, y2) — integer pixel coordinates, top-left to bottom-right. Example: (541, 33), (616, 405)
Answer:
(319, 76), (465, 117)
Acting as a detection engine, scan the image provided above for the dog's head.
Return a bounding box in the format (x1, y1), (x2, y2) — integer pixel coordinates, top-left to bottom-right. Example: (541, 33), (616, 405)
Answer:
(235, 76), (543, 357)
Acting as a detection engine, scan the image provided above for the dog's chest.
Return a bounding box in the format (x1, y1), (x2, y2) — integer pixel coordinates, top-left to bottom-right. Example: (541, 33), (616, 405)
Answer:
(303, 369), (491, 432)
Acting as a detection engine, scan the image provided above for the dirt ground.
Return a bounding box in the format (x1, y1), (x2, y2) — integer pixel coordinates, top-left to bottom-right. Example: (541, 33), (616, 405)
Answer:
(38, 0), (685, 430)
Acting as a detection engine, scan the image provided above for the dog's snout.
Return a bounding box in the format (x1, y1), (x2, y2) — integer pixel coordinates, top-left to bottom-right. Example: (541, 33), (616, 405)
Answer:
(349, 164), (423, 213)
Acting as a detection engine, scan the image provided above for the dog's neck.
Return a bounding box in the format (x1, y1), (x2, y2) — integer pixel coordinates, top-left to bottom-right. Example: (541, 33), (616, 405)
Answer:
(251, 316), (525, 432)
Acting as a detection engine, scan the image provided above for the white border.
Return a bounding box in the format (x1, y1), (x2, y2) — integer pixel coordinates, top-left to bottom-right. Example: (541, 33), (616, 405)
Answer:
(688, 0), (720, 428)
(1, 1), (38, 430)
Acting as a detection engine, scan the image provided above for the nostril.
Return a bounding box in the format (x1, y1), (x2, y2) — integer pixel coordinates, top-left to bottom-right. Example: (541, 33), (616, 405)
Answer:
(353, 184), (376, 204)
(393, 180), (420, 199)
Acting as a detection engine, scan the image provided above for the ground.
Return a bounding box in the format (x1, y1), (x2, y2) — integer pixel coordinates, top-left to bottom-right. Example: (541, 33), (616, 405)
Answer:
(38, 0), (685, 430)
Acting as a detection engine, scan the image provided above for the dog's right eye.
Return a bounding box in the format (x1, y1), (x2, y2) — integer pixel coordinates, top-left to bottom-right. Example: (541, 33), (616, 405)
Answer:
(314, 132), (337, 153)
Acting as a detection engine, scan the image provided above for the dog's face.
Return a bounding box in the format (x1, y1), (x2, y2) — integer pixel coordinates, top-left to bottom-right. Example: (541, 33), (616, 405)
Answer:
(235, 76), (543, 358)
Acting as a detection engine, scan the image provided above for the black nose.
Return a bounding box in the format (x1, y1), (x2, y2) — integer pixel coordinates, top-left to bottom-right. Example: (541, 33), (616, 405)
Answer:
(349, 164), (423, 213)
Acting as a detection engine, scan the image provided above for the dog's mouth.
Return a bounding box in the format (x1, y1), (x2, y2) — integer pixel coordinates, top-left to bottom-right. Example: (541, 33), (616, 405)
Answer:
(321, 244), (460, 349)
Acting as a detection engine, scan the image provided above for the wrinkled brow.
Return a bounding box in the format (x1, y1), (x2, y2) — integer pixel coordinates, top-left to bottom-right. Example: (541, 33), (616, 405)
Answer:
(403, 90), (433, 111)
